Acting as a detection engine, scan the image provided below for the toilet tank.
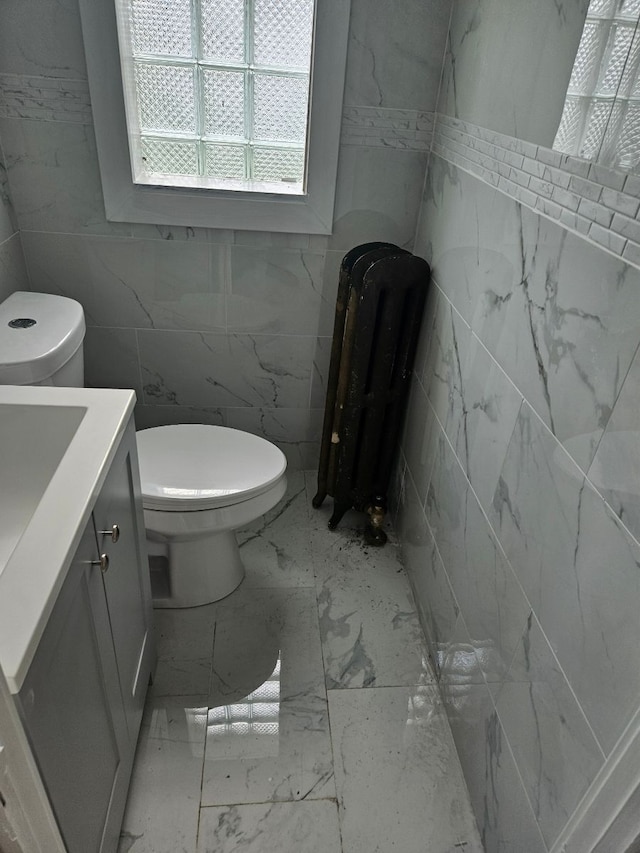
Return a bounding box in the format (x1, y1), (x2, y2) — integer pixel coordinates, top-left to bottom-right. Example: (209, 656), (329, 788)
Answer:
(0, 292), (86, 387)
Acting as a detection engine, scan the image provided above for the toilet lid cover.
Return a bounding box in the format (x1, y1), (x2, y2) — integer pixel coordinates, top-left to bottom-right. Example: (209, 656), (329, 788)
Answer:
(136, 425), (287, 511)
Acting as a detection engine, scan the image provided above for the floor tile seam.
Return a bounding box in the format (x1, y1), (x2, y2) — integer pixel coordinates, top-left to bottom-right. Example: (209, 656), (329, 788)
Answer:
(198, 795), (340, 810)
(195, 622), (217, 844)
(326, 681), (440, 696)
(289, 563), (334, 718)
(143, 736), (207, 750)
(238, 520), (315, 528)
(144, 691), (210, 701)
(151, 693), (211, 701)
(313, 529), (400, 557)
(311, 571), (417, 588)
(311, 579), (423, 606)
(238, 582), (317, 591)
(325, 682), (438, 692)
(155, 654), (216, 662)
(321, 651), (347, 853)
(312, 528), (401, 558)
(199, 795), (338, 809)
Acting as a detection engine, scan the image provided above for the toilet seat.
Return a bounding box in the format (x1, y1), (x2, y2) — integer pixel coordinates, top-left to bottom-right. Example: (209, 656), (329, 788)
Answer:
(137, 424), (287, 512)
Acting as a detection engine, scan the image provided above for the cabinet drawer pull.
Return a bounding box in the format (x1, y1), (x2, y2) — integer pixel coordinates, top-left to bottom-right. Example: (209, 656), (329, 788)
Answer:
(99, 524), (120, 543)
(91, 553), (110, 573)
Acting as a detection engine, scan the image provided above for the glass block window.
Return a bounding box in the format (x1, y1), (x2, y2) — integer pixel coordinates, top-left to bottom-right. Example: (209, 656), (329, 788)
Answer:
(554, 0), (640, 171)
(115, 0), (314, 192)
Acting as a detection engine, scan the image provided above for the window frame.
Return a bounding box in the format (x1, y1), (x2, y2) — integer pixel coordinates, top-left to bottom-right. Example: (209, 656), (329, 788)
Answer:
(78, 0), (350, 234)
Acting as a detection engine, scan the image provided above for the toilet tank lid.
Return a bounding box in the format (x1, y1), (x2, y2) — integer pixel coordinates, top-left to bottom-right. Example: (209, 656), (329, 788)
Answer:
(0, 292), (86, 384)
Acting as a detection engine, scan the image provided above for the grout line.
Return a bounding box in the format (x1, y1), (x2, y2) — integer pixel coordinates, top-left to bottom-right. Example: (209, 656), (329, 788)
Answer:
(0, 229), (19, 250)
(584, 332), (640, 480)
(195, 620), (216, 850)
(134, 328), (145, 403)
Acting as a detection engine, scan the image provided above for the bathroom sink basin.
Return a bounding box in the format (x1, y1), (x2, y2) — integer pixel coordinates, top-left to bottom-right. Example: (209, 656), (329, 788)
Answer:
(0, 385), (136, 692)
(0, 404), (86, 574)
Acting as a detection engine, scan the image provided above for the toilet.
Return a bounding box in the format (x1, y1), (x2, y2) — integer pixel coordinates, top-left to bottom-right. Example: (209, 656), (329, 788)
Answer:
(0, 291), (288, 607)
(137, 425), (287, 607)
(0, 291), (85, 386)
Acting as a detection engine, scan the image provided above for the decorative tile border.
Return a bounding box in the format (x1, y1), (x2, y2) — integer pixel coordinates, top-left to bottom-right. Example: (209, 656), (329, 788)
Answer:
(432, 114), (640, 268)
(341, 106), (434, 151)
(0, 74), (92, 124)
(0, 76), (434, 155)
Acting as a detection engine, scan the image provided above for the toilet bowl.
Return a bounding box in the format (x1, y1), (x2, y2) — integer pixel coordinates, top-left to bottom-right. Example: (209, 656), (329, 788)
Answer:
(136, 424), (287, 607)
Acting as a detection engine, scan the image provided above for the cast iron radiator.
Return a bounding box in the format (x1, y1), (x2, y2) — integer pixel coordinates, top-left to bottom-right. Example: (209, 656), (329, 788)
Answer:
(312, 242), (430, 545)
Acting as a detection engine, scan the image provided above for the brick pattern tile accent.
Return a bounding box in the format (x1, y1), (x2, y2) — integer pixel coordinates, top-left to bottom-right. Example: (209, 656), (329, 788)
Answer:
(0, 74), (92, 124)
(341, 106), (434, 151)
(433, 114), (640, 269)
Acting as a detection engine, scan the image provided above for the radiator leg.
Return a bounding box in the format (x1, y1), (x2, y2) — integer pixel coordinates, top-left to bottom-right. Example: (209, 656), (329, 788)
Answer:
(312, 489), (326, 509)
(328, 501), (351, 530)
(364, 497), (388, 547)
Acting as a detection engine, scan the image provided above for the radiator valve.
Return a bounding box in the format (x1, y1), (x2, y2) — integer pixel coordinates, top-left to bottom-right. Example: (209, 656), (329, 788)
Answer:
(365, 496), (388, 547)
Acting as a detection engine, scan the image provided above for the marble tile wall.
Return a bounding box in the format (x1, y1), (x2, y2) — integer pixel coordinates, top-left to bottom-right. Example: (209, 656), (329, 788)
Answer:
(398, 148), (640, 853)
(0, 0), (450, 468)
(394, 1), (640, 848)
(393, 0), (640, 849)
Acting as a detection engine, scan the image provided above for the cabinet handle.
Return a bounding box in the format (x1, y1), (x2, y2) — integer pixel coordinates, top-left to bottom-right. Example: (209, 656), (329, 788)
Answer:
(90, 553), (110, 573)
(99, 524), (120, 543)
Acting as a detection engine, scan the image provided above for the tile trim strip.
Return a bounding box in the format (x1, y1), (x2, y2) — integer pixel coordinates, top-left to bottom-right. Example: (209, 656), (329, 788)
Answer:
(433, 113), (640, 269)
(341, 106), (434, 151)
(0, 73), (434, 154)
(0, 73), (92, 124)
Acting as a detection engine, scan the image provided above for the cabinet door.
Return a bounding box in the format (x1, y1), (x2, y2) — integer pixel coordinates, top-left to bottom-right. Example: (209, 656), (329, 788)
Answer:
(93, 419), (154, 743)
(16, 521), (130, 853)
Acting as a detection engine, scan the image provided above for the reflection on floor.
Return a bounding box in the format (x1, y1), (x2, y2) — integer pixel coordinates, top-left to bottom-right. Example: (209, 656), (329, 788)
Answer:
(118, 472), (483, 853)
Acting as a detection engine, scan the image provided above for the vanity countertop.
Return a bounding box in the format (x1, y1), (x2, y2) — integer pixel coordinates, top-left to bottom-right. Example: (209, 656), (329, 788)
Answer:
(0, 385), (136, 693)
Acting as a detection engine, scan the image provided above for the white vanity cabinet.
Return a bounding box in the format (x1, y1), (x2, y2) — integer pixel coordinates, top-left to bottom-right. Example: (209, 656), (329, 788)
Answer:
(14, 417), (155, 853)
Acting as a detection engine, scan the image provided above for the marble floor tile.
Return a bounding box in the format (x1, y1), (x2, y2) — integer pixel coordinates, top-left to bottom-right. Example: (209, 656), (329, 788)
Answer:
(237, 524), (315, 589)
(202, 689), (335, 806)
(313, 530), (433, 688)
(197, 801), (342, 853)
(153, 605), (216, 661)
(139, 693), (210, 747)
(235, 472), (315, 588)
(122, 473), (481, 853)
(201, 587), (335, 805)
(150, 658), (212, 697)
(119, 695), (208, 853)
(207, 586), (326, 694)
(250, 470), (311, 531)
(329, 685), (483, 853)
